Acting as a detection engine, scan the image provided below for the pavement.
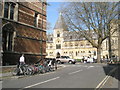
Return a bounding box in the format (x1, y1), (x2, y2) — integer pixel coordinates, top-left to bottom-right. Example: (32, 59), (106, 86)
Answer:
(0, 64), (64, 79)
(0, 72), (12, 77)
(0, 65), (16, 78)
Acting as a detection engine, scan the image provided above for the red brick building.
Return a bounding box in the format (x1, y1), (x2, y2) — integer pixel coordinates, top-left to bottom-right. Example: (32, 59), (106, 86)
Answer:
(0, 1), (47, 65)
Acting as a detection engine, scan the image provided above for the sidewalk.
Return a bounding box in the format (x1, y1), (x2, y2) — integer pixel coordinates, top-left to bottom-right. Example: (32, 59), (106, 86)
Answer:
(0, 65), (17, 79)
(0, 65), (63, 79)
(0, 72), (12, 78)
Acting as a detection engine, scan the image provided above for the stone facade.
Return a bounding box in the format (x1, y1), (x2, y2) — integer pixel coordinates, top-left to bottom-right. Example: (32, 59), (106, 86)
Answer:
(1, 1), (47, 65)
(46, 13), (119, 60)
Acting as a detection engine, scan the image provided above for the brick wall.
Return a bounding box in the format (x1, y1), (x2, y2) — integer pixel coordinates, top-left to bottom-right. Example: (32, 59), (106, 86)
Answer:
(2, 2), (47, 65)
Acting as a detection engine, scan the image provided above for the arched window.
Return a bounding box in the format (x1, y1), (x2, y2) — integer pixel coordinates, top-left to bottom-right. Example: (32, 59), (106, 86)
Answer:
(56, 44), (61, 49)
(57, 31), (60, 37)
(2, 23), (15, 51)
(56, 52), (60, 58)
(70, 36), (72, 39)
(57, 33), (60, 37)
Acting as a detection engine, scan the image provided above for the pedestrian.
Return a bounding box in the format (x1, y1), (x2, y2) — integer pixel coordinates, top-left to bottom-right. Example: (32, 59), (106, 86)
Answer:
(84, 57), (88, 63)
(82, 56), (85, 63)
(19, 54), (25, 65)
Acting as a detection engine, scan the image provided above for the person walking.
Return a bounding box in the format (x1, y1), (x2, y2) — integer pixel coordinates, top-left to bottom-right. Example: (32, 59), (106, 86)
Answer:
(19, 54), (25, 65)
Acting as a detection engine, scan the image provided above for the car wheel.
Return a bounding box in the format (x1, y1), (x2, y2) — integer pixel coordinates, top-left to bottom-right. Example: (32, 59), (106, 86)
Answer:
(68, 60), (73, 64)
(57, 60), (61, 64)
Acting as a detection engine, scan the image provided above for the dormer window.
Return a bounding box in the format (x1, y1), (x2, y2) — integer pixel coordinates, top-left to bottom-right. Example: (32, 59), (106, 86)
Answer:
(70, 36), (72, 39)
(50, 38), (53, 41)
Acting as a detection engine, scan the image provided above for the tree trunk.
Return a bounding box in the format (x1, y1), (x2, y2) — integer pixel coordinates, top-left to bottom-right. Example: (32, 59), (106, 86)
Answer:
(97, 46), (101, 63)
(108, 32), (112, 61)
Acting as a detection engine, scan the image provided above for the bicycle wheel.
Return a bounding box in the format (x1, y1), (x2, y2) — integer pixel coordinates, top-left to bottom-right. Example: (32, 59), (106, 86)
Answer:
(12, 68), (20, 76)
(27, 67), (33, 75)
(22, 66), (28, 76)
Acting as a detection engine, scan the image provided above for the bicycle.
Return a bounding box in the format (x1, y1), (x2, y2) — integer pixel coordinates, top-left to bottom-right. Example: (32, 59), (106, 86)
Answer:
(12, 64), (32, 76)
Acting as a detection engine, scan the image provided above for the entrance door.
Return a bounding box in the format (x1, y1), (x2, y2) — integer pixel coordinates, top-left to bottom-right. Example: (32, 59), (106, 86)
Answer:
(56, 52), (60, 58)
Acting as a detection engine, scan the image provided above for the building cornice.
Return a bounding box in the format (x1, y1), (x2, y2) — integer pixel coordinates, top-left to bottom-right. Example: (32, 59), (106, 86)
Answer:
(1, 18), (46, 32)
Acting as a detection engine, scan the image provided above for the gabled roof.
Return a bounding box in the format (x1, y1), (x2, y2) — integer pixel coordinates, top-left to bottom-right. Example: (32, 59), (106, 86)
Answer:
(54, 13), (68, 31)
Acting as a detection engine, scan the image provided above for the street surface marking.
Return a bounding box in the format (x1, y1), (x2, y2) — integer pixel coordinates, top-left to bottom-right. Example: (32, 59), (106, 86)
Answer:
(95, 75), (110, 90)
(95, 67), (118, 90)
(69, 69), (83, 75)
(87, 66), (94, 69)
(23, 77), (60, 89)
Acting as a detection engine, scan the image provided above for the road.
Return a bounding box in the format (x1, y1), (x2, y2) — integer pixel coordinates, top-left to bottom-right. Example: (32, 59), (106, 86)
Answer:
(2, 63), (119, 89)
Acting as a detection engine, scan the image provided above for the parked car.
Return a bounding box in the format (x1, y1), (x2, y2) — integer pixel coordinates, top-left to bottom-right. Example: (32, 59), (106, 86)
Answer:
(56, 56), (76, 64)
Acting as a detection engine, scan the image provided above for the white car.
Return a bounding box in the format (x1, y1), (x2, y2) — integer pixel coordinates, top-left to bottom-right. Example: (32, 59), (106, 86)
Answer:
(56, 56), (76, 64)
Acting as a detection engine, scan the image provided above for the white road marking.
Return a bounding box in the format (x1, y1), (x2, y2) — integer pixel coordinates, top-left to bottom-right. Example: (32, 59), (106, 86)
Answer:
(23, 77), (60, 88)
(95, 75), (110, 90)
(69, 70), (83, 75)
(87, 66), (94, 69)
(95, 67), (118, 90)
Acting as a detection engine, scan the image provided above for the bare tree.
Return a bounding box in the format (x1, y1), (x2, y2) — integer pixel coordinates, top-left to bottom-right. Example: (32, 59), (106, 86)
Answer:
(60, 2), (119, 63)
(47, 21), (52, 31)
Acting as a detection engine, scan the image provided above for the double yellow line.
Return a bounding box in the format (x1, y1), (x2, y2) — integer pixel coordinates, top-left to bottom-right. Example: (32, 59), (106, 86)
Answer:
(95, 67), (118, 90)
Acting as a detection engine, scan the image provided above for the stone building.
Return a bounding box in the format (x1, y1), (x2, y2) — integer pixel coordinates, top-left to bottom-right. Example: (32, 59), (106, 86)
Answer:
(0, 1), (47, 65)
(46, 13), (119, 60)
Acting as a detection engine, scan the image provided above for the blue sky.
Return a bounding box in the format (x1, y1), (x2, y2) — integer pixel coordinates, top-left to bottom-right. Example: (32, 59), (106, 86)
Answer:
(47, 2), (63, 34)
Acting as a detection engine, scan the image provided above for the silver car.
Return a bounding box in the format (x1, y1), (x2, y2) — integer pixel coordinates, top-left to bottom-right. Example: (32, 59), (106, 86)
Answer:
(56, 56), (76, 64)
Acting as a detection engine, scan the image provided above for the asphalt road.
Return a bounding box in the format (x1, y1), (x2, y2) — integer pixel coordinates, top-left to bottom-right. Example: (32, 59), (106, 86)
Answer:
(2, 63), (119, 89)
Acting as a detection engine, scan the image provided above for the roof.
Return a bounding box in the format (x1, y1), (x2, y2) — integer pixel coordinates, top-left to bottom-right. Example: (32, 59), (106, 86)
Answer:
(54, 13), (68, 31)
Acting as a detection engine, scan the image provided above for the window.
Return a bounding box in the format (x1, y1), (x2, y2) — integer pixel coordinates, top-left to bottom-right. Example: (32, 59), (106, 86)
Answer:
(70, 36), (72, 39)
(49, 52), (53, 56)
(56, 44), (61, 49)
(89, 51), (91, 53)
(80, 44), (83, 47)
(57, 33), (60, 37)
(34, 13), (38, 27)
(94, 51), (96, 55)
(50, 44), (53, 48)
(2, 23), (14, 51)
(10, 5), (14, 19)
(65, 43), (67, 47)
(75, 43), (78, 46)
(76, 51), (78, 56)
(50, 38), (53, 41)
(4, 2), (16, 20)
(86, 43), (90, 46)
(4, 2), (9, 18)
(70, 43), (73, 47)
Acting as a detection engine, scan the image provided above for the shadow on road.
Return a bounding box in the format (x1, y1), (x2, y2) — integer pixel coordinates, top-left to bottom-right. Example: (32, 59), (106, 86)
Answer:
(102, 64), (120, 82)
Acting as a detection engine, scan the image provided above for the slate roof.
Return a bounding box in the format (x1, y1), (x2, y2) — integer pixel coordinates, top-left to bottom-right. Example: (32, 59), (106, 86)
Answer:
(54, 13), (68, 31)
